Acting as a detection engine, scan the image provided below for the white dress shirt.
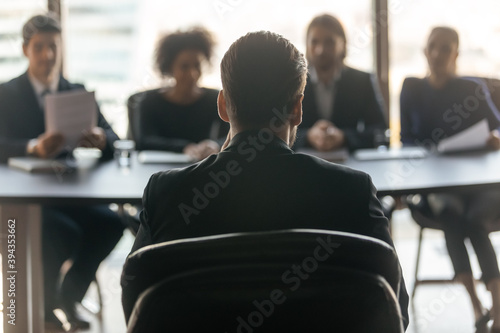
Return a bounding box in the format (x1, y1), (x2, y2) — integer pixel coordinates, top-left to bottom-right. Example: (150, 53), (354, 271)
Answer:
(27, 72), (59, 110)
(309, 66), (341, 120)
(25, 73), (60, 154)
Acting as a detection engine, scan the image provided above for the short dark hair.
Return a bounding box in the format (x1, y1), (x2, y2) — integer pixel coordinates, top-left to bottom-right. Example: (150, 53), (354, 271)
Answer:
(220, 31), (307, 128)
(428, 26), (459, 48)
(155, 27), (214, 76)
(22, 14), (61, 46)
(306, 14), (347, 61)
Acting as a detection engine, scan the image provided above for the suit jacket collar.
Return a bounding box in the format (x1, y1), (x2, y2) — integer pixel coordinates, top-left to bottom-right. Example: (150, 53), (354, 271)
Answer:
(17, 71), (73, 114)
(309, 65), (343, 86)
(57, 75), (73, 91)
(18, 71), (42, 113)
(224, 130), (294, 156)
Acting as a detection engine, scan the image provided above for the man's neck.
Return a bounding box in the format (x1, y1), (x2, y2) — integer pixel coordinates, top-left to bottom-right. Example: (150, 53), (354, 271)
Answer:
(230, 125), (293, 146)
(28, 68), (58, 86)
(313, 61), (342, 85)
(427, 73), (455, 89)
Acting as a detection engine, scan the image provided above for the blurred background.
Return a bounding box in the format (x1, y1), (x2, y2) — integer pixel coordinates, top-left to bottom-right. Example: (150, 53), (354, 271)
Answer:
(2, 0), (499, 141)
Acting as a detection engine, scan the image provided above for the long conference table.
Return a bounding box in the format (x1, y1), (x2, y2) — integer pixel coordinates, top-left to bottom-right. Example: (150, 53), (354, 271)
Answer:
(2, 149), (500, 333)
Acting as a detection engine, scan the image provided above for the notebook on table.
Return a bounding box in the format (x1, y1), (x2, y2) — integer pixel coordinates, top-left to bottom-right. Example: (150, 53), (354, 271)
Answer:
(353, 147), (428, 161)
(137, 151), (196, 164)
(297, 148), (349, 162)
(8, 157), (74, 173)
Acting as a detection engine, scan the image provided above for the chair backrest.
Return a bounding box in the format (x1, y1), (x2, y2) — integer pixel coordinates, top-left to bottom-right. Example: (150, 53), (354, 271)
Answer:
(121, 229), (404, 332)
(481, 77), (500, 112)
(407, 193), (500, 232)
(126, 89), (160, 147)
(127, 265), (403, 333)
(462, 76), (500, 112)
(405, 194), (445, 230)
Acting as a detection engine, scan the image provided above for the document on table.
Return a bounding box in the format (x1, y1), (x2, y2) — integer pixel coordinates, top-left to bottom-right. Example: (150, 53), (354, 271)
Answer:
(44, 90), (97, 150)
(437, 119), (490, 153)
(8, 157), (74, 173)
(353, 146), (428, 161)
(297, 148), (349, 162)
(137, 151), (196, 164)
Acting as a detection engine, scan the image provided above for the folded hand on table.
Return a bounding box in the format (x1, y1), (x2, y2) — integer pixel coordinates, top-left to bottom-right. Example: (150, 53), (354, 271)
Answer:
(183, 139), (220, 161)
(307, 119), (345, 151)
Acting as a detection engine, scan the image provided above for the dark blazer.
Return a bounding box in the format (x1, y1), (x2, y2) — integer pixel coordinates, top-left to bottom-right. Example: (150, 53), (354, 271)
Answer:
(298, 66), (388, 151)
(0, 71), (118, 163)
(132, 130), (409, 329)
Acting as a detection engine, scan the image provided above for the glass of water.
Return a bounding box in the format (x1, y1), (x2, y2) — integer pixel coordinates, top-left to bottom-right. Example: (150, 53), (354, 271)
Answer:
(113, 140), (135, 167)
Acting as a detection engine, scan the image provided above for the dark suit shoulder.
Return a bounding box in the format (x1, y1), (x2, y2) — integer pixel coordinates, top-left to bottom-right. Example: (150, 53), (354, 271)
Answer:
(293, 152), (372, 185)
(401, 77), (425, 90)
(0, 73), (25, 93)
(0, 74), (32, 110)
(58, 76), (85, 91)
(342, 66), (372, 81)
(452, 77), (484, 91)
(146, 167), (191, 197)
(145, 155), (218, 196)
(140, 88), (162, 99)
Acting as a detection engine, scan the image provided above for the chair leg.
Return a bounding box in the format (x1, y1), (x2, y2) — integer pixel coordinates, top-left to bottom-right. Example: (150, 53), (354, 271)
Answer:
(81, 277), (104, 320)
(412, 227), (424, 299)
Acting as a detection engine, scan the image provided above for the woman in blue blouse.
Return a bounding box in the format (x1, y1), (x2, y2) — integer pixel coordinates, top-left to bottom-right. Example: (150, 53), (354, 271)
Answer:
(400, 26), (500, 330)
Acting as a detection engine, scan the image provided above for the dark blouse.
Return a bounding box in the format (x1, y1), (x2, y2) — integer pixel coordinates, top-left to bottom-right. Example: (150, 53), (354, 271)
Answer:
(400, 77), (500, 146)
(138, 88), (228, 152)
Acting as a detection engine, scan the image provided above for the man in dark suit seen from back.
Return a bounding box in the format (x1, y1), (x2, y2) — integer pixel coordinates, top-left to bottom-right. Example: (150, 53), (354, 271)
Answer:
(131, 30), (408, 329)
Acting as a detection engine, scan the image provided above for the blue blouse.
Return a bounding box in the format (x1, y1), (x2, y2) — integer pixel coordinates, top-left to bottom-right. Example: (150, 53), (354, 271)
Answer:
(400, 77), (500, 146)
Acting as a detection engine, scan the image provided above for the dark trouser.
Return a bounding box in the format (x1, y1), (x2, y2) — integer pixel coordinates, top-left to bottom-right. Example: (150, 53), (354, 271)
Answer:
(429, 190), (500, 284)
(42, 205), (125, 315)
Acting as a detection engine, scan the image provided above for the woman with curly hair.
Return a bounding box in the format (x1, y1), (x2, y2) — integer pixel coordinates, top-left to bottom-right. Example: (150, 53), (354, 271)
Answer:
(135, 27), (227, 160)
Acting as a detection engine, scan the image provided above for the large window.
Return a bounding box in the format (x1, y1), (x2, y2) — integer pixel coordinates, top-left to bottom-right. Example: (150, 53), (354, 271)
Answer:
(389, 0), (500, 144)
(5, 1), (500, 143)
(63, 0), (373, 137)
(0, 0), (47, 83)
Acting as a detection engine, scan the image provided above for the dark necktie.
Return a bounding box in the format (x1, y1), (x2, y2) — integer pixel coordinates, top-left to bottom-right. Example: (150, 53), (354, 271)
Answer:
(40, 89), (50, 110)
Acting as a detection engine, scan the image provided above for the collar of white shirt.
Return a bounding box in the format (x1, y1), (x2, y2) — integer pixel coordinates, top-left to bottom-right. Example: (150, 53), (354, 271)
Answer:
(309, 66), (342, 87)
(27, 72), (60, 108)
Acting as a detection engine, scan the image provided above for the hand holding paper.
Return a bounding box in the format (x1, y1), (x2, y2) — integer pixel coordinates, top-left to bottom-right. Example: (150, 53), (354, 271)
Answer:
(437, 119), (491, 153)
(34, 132), (65, 158)
(487, 130), (500, 150)
(79, 127), (107, 150)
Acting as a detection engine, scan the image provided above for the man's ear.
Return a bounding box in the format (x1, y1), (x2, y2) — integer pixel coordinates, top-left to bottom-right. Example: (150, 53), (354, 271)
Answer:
(217, 90), (230, 123)
(290, 94), (303, 127)
(22, 43), (28, 58)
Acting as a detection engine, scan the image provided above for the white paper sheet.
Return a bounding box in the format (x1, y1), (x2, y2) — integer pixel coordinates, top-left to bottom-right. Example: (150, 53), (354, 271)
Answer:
(44, 90), (97, 150)
(297, 148), (349, 162)
(437, 119), (490, 153)
(8, 157), (72, 173)
(354, 146), (428, 161)
(137, 151), (196, 164)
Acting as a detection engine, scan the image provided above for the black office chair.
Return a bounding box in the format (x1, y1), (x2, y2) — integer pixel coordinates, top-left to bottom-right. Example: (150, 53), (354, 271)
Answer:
(126, 88), (160, 147)
(127, 265), (401, 333)
(406, 194), (500, 298)
(121, 229), (404, 332)
(122, 89), (162, 236)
